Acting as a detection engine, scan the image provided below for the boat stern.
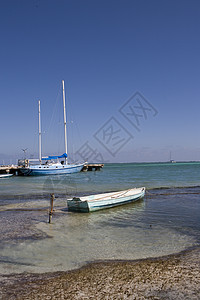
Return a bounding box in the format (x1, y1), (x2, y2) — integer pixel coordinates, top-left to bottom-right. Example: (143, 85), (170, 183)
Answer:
(67, 197), (89, 213)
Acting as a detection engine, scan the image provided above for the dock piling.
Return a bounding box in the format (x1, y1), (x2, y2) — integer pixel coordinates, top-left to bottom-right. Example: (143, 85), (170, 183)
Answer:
(49, 193), (55, 224)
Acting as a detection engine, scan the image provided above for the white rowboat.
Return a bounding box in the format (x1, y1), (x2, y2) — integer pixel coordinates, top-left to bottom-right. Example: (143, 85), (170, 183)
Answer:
(67, 187), (145, 212)
(0, 174), (13, 178)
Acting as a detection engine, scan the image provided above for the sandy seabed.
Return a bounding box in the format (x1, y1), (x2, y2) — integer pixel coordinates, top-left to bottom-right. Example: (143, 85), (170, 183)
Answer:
(0, 247), (199, 300)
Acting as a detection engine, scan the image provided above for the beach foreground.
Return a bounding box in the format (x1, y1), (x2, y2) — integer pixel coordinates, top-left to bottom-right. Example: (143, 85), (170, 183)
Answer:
(0, 247), (199, 300)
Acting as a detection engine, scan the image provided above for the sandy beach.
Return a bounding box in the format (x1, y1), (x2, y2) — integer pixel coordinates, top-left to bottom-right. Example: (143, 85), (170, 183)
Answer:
(0, 247), (199, 300)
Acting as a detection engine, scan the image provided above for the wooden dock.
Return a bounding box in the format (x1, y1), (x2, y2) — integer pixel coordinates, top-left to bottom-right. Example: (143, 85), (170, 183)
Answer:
(0, 165), (20, 175)
(81, 163), (104, 172)
(0, 163), (104, 175)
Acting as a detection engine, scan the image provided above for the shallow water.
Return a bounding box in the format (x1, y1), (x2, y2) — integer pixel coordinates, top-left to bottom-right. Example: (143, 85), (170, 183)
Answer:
(0, 162), (200, 274)
(1, 162), (200, 198)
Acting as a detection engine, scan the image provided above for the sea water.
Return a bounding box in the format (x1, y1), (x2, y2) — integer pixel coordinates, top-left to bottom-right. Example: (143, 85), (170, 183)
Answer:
(0, 162), (200, 274)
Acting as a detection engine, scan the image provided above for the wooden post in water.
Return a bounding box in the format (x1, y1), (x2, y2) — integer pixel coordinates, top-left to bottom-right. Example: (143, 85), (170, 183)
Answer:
(49, 193), (55, 224)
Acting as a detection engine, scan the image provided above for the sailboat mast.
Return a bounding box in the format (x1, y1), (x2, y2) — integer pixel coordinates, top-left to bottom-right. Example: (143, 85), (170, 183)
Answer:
(38, 100), (42, 163)
(62, 80), (68, 164)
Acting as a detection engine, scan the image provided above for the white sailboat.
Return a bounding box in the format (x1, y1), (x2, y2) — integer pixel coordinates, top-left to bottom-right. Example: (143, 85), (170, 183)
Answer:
(20, 81), (85, 176)
(169, 151), (176, 163)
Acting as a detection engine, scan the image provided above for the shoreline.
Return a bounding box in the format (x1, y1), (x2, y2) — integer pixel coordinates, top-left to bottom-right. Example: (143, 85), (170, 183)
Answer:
(1, 246), (199, 299)
(1, 184), (200, 200)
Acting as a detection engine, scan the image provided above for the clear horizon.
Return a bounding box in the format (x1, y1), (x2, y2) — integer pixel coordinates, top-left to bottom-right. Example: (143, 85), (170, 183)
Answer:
(1, 0), (200, 163)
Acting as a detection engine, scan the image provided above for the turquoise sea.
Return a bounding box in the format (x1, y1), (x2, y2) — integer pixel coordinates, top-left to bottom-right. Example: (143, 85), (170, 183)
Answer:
(0, 162), (200, 274)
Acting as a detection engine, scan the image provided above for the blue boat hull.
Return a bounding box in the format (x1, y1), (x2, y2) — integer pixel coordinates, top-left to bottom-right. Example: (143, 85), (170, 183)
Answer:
(20, 164), (84, 176)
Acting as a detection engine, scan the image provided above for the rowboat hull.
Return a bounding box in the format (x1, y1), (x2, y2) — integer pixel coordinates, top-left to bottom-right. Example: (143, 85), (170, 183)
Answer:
(20, 163), (84, 176)
(67, 187), (145, 212)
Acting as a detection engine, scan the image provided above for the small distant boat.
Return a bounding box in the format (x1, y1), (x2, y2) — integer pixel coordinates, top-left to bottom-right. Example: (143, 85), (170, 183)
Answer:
(169, 151), (176, 163)
(0, 173), (13, 178)
(67, 187), (145, 212)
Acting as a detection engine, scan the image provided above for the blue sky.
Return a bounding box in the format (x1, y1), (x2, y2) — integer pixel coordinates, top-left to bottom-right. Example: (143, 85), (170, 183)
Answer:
(0, 0), (200, 163)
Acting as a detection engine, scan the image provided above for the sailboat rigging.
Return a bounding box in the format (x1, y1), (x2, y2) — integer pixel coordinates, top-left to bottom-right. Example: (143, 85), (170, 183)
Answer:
(20, 80), (85, 176)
